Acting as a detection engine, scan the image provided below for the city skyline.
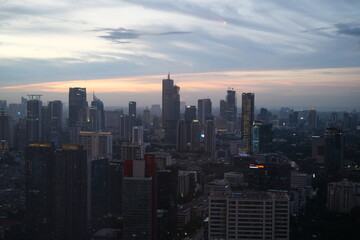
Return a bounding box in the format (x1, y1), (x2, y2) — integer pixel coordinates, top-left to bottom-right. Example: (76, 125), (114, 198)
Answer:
(0, 0), (359, 109)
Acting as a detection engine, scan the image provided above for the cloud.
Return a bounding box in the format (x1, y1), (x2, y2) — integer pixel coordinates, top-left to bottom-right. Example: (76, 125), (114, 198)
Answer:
(97, 27), (192, 43)
(335, 23), (360, 37)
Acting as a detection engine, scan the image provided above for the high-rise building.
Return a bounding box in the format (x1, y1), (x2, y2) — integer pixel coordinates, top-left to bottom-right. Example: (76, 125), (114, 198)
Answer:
(25, 143), (88, 240)
(328, 180), (360, 213)
(190, 120), (201, 151)
(121, 142), (145, 160)
(132, 126), (144, 144)
(48, 100), (63, 135)
(176, 120), (187, 152)
(90, 93), (105, 131)
(184, 105), (196, 122)
(208, 191), (290, 240)
(123, 154), (157, 240)
(225, 88), (237, 122)
(324, 127), (344, 172)
(308, 108), (317, 129)
(143, 107), (151, 125)
(205, 120), (216, 156)
(120, 114), (131, 142)
(162, 74), (180, 143)
(91, 157), (109, 219)
(0, 100), (7, 111)
(26, 95), (42, 143)
(25, 143), (55, 240)
(252, 121), (272, 154)
(129, 101), (137, 128)
(53, 144), (87, 240)
(108, 160), (123, 215)
(69, 87), (88, 127)
(78, 131), (113, 160)
(198, 99), (212, 124)
(0, 109), (10, 143)
(241, 93), (254, 154)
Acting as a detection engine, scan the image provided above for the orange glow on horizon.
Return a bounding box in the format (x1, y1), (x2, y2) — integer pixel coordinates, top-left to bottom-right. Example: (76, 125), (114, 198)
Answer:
(1, 67), (360, 94)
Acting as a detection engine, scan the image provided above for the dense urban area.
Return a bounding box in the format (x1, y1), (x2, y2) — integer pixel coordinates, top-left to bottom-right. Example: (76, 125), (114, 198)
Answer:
(0, 75), (359, 240)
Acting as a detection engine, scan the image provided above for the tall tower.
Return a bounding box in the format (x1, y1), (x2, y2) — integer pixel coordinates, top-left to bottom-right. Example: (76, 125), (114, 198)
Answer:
(69, 87), (88, 127)
(324, 127), (344, 173)
(176, 120), (187, 152)
(162, 73), (180, 143)
(225, 88), (237, 122)
(129, 101), (137, 129)
(205, 120), (216, 156)
(90, 93), (105, 131)
(48, 100), (63, 145)
(26, 95), (42, 143)
(308, 108), (317, 129)
(241, 93), (255, 154)
(198, 99), (212, 124)
(123, 154), (157, 240)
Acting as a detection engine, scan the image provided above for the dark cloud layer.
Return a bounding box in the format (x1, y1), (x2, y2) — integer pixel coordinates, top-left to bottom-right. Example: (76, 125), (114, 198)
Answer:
(335, 23), (360, 37)
(97, 27), (191, 42)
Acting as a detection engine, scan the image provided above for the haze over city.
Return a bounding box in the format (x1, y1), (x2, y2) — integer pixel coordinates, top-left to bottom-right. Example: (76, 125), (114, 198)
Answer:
(0, 0), (359, 109)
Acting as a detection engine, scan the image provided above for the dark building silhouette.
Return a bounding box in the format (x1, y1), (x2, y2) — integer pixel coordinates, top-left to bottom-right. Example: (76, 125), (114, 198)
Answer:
(176, 120), (187, 152)
(241, 93), (254, 154)
(162, 74), (180, 143)
(69, 87), (87, 127)
(252, 121), (272, 154)
(205, 120), (216, 156)
(123, 154), (157, 240)
(26, 95), (42, 143)
(25, 143), (55, 240)
(108, 160), (123, 215)
(53, 144), (87, 240)
(48, 100), (63, 144)
(91, 158), (109, 219)
(190, 120), (201, 151)
(198, 99), (212, 124)
(0, 109), (10, 143)
(90, 93), (105, 131)
(219, 89), (237, 123)
(324, 127), (344, 173)
(25, 143), (87, 240)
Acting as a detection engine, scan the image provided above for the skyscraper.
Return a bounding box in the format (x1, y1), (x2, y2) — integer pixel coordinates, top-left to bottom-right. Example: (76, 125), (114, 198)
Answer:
(90, 93), (105, 131)
(205, 120), (216, 156)
(48, 100), (63, 145)
(252, 121), (272, 154)
(308, 108), (317, 129)
(162, 74), (180, 143)
(176, 120), (187, 152)
(198, 98), (212, 124)
(69, 87), (88, 127)
(129, 101), (137, 129)
(54, 144), (87, 240)
(26, 95), (42, 143)
(324, 127), (344, 173)
(225, 88), (237, 122)
(25, 143), (55, 240)
(190, 120), (201, 151)
(241, 93), (255, 154)
(123, 154), (157, 240)
(25, 143), (88, 240)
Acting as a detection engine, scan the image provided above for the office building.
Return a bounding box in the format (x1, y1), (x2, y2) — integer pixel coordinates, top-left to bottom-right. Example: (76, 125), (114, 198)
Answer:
(132, 125), (144, 144)
(121, 142), (145, 160)
(241, 93), (255, 154)
(190, 120), (201, 151)
(205, 120), (216, 156)
(176, 120), (187, 152)
(143, 107), (151, 125)
(208, 191), (290, 240)
(198, 99), (212, 124)
(48, 100), (62, 134)
(120, 114), (131, 142)
(79, 131), (113, 160)
(69, 87), (88, 127)
(91, 157), (109, 219)
(54, 144), (88, 240)
(308, 108), (317, 129)
(90, 93), (105, 131)
(324, 127), (344, 172)
(328, 180), (360, 213)
(25, 143), (87, 240)
(26, 95), (42, 143)
(162, 74), (180, 143)
(108, 160), (123, 215)
(123, 154), (157, 240)
(0, 110), (10, 143)
(252, 121), (272, 154)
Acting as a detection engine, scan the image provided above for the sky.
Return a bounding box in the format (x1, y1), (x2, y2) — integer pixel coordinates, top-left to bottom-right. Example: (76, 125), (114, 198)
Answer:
(0, 0), (359, 110)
